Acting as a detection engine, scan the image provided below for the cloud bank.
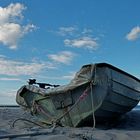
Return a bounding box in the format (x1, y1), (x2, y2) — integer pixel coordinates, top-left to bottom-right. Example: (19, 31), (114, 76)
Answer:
(0, 3), (36, 49)
(51, 26), (99, 51)
(48, 51), (75, 64)
(0, 57), (54, 76)
(64, 37), (98, 50)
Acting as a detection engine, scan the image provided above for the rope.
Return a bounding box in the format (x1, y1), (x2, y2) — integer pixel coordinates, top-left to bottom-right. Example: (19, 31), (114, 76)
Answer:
(20, 64), (97, 128)
(54, 80), (96, 128)
(25, 85), (91, 127)
(54, 86), (90, 125)
(35, 102), (52, 119)
(31, 78), (96, 127)
(90, 82), (96, 129)
(33, 101), (56, 126)
(14, 82), (95, 128)
(12, 118), (46, 128)
(90, 64), (96, 129)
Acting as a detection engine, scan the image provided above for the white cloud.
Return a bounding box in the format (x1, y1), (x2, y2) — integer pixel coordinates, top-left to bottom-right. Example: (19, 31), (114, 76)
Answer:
(82, 28), (93, 35)
(64, 37), (98, 50)
(48, 51), (75, 64)
(50, 27), (100, 50)
(53, 27), (95, 37)
(0, 77), (21, 81)
(0, 57), (55, 76)
(0, 3), (25, 24)
(57, 26), (77, 36)
(126, 26), (140, 41)
(23, 24), (36, 34)
(0, 23), (22, 49)
(0, 23), (36, 49)
(62, 72), (76, 80)
(0, 89), (17, 97)
(0, 3), (36, 49)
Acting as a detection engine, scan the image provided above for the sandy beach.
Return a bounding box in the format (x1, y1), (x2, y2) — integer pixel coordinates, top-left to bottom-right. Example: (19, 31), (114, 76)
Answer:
(0, 107), (140, 140)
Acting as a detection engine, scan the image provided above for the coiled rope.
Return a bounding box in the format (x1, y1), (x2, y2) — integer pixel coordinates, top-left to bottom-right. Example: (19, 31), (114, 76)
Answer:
(12, 118), (46, 128)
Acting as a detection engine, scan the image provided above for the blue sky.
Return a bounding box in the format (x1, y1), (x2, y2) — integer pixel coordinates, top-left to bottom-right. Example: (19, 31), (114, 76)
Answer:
(0, 0), (140, 104)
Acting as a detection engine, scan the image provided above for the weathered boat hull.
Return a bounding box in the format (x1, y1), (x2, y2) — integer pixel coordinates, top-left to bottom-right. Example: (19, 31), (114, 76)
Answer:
(16, 63), (140, 127)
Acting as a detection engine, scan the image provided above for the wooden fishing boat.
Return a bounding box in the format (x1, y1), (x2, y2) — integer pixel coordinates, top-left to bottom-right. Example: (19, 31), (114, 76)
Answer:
(16, 63), (140, 127)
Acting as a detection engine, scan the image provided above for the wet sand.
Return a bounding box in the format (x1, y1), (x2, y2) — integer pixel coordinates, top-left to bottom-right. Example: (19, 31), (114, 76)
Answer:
(0, 107), (140, 140)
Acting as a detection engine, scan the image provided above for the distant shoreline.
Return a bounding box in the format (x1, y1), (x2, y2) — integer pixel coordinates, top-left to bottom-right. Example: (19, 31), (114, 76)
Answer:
(0, 105), (19, 108)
